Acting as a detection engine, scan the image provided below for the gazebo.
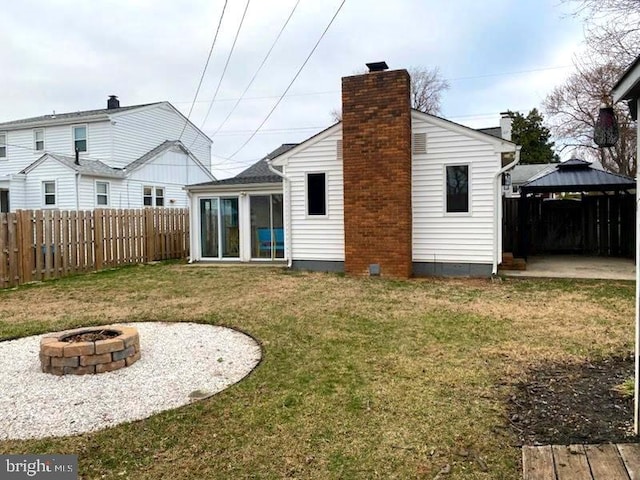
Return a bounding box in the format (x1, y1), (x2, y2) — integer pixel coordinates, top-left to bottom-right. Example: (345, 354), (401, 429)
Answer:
(513, 159), (636, 259)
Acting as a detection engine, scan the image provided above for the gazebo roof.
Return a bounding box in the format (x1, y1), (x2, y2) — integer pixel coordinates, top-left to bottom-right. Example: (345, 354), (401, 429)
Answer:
(521, 158), (635, 193)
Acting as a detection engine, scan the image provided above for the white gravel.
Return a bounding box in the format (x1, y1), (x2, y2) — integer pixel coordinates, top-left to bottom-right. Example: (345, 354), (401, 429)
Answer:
(0, 322), (262, 440)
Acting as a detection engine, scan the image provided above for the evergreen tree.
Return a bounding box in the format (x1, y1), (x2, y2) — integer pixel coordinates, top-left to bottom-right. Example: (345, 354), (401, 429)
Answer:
(509, 109), (560, 164)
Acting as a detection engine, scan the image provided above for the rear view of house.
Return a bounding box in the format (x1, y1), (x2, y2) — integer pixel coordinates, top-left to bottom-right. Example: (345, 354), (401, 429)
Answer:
(271, 63), (520, 277)
(0, 97), (214, 212)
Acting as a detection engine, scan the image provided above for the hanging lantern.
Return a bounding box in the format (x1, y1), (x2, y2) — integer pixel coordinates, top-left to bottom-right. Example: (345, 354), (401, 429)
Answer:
(593, 105), (619, 147)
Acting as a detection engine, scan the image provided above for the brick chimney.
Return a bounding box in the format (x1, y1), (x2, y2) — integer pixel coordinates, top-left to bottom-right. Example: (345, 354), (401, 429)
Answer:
(341, 62), (413, 278)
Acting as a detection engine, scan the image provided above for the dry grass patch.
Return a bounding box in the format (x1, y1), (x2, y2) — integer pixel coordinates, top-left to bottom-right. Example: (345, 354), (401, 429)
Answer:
(0, 264), (635, 479)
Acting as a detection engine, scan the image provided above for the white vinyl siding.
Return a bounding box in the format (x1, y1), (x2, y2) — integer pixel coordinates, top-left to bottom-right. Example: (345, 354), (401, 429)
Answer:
(411, 112), (500, 265)
(283, 126), (344, 261)
(111, 104), (211, 170)
(0, 121), (112, 178)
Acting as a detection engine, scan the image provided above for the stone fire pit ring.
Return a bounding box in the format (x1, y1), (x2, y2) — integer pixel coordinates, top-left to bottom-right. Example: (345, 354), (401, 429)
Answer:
(40, 325), (140, 375)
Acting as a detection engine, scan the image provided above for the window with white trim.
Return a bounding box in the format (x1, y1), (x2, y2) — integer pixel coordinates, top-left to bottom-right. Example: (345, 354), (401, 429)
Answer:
(96, 181), (109, 206)
(73, 125), (87, 152)
(445, 165), (469, 213)
(0, 132), (6, 158)
(34, 128), (45, 151)
(306, 173), (326, 216)
(143, 186), (165, 207)
(43, 181), (56, 207)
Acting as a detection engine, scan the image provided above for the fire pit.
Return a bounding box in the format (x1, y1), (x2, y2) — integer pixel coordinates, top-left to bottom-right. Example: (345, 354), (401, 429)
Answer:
(40, 325), (140, 375)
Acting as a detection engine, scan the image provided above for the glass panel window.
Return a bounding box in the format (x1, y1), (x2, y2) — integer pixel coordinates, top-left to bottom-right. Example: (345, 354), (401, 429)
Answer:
(221, 198), (239, 258)
(0, 132), (6, 158)
(34, 129), (45, 151)
(446, 165), (469, 213)
(43, 181), (56, 206)
(73, 125), (87, 152)
(96, 181), (109, 206)
(200, 198), (219, 258)
(143, 186), (153, 206)
(307, 173), (326, 216)
(155, 187), (164, 206)
(250, 194), (284, 259)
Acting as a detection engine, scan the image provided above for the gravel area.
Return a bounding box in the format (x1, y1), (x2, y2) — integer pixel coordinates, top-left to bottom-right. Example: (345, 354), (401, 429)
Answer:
(0, 322), (262, 440)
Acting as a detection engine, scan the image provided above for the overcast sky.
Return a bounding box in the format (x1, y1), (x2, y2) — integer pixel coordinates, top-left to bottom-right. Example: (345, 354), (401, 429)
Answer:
(2, 0), (586, 178)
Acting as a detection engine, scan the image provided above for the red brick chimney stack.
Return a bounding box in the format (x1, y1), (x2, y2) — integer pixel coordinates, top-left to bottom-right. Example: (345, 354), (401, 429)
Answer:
(341, 62), (413, 278)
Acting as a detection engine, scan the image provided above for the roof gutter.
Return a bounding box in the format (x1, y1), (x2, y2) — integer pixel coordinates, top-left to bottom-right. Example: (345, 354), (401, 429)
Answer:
(266, 159), (292, 268)
(493, 145), (521, 275)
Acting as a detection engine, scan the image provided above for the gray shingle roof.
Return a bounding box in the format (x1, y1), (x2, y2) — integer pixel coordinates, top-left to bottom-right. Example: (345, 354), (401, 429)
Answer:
(521, 158), (635, 193)
(188, 144), (297, 188)
(0, 103), (162, 129)
(21, 154), (125, 178)
(509, 163), (556, 185)
(477, 126), (502, 139)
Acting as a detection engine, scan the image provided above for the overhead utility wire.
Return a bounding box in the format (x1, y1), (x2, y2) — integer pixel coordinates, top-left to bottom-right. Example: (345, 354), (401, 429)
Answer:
(195, 0), (251, 141)
(178, 0), (229, 141)
(210, 0), (301, 138)
(227, 0), (346, 159)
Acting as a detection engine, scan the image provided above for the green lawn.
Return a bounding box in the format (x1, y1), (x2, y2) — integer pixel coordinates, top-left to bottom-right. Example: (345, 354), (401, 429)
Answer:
(0, 263), (635, 479)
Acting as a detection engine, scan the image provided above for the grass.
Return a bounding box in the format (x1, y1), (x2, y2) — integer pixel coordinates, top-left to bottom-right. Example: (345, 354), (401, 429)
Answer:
(0, 263), (635, 479)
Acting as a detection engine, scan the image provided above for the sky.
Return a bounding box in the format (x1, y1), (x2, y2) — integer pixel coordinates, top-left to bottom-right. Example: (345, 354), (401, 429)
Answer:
(1, 0), (588, 179)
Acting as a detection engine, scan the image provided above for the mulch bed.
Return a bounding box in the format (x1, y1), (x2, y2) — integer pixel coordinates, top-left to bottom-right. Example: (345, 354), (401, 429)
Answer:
(507, 355), (637, 445)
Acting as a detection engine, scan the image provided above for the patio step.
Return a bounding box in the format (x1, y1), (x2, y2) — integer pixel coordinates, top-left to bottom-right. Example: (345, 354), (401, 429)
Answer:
(500, 253), (526, 271)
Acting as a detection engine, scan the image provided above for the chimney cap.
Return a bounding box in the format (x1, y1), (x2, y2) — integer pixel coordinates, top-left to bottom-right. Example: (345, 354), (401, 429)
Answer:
(366, 61), (389, 73)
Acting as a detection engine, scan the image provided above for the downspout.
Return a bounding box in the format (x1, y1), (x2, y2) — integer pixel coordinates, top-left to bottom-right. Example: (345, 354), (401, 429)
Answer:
(75, 173), (81, 210)
(492, 145), (521, 275)
(186, 188), (194, 263)
(266, 159), (292, 268)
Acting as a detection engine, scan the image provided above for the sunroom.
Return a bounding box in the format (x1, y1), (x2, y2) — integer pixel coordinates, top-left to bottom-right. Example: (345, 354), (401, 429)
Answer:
(185, 145), (294, 263)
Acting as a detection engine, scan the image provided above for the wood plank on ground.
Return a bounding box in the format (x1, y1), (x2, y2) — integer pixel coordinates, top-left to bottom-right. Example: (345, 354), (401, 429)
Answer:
(584, 444), (628, 480)
(553, 445), (592, 480)
(617, 443), (640, 480)
(523, 445), (556, 480)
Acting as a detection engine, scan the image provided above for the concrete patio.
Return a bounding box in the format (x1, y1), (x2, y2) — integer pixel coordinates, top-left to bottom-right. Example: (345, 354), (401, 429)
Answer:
(501, 255), (635, 281)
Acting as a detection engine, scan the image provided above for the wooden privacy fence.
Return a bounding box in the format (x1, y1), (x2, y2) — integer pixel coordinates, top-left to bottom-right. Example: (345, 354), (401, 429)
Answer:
(0, 208), (189, 289)
(503, 195), (635, 258)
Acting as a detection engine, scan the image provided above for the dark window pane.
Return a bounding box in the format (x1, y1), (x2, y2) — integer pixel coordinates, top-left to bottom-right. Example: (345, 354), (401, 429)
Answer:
(155, 197), (164, 207)
(307, 173), (326, 216)
(446, 165), (469, 213)
(75, 139), (87, 152)
(143, 197), (152, 206)
(45, 195), (56, 205)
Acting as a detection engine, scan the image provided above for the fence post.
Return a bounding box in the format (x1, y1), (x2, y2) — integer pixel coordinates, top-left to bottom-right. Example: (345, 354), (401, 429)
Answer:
(94, 209), (104, 271)
(18, 210), (33, 283)
(145, 208), (155, 262)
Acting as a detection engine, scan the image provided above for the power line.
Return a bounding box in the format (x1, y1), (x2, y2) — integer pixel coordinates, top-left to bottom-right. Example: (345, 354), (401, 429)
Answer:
(178, 0), (229, 141)
(195, 0), (251, 138)
(210, 0), (301, 138)
(227, 0), (346, 159)
(169, 64), (574, 106)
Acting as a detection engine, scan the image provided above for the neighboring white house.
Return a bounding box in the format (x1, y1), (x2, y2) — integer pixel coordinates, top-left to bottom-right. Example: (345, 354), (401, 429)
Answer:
(0, 97), (214, 212)
(187, 64), (520, 277)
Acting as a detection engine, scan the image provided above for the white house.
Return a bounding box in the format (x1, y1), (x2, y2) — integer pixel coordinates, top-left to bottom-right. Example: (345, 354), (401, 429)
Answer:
(187, 63), (520, 277)
(0, 97), (214, 212)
